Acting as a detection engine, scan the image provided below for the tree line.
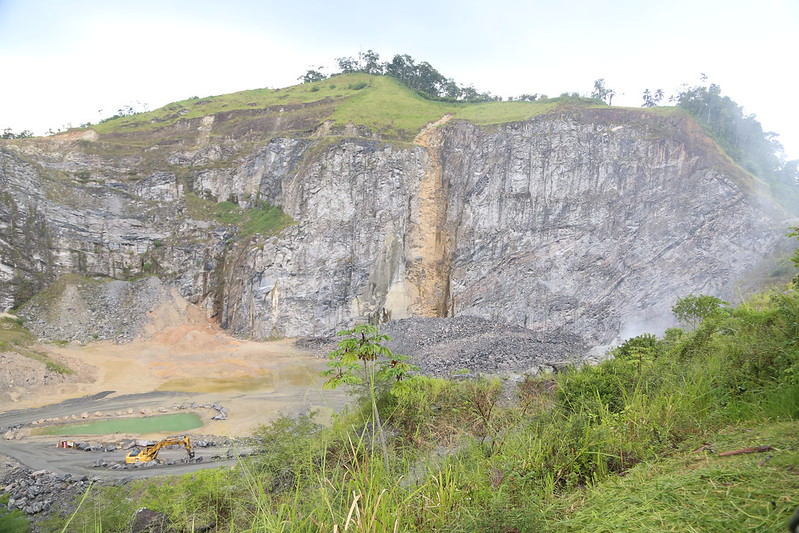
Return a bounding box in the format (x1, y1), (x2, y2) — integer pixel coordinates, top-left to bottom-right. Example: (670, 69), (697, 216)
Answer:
(299, 50), (501, 102)
(1, 128), (33, 139)
(667, 75), (798, 213)
(593, 75), (798, 212)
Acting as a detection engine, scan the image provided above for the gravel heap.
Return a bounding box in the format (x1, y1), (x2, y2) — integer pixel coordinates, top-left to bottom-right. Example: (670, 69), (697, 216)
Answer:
(18, 276), (174, 343)
(0, 459), (98, 517)
(300, 316), (587, 377)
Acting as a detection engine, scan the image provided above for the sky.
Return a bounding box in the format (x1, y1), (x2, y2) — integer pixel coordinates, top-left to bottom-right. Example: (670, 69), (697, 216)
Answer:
(1, 0), (797, 160)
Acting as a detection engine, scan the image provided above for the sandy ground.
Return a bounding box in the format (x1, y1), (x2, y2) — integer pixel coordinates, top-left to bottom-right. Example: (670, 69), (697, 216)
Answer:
(0, 297), (353, 479)
(1, 303), (348, 438)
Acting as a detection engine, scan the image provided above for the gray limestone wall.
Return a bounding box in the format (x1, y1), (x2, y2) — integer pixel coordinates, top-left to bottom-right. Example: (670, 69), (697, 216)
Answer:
(0, 109), (789, 359)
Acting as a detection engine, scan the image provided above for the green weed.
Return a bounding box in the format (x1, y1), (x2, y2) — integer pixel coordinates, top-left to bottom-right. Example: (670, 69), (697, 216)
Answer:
(184, 193), (294, 238)
(0, 494), (30, 533)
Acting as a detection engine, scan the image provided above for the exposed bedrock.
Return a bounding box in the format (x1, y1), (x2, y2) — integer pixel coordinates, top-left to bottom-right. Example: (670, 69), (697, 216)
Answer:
(1, 107), (789, 358)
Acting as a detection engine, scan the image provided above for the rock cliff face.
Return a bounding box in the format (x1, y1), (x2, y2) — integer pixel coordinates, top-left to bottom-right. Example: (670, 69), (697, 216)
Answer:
(0, 105), (788, 352)
(439, 111), (782, 343)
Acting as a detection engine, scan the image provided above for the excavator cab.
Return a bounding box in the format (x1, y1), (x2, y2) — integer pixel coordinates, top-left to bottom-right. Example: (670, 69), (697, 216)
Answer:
(125, 435), (195, 464)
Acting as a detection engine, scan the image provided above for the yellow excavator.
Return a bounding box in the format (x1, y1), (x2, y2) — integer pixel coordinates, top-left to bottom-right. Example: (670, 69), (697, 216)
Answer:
(125, 436), (195, 464)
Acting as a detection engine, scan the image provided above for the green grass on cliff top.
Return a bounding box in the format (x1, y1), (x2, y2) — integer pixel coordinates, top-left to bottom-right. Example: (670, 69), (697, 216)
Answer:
(90, 73), (590, 138)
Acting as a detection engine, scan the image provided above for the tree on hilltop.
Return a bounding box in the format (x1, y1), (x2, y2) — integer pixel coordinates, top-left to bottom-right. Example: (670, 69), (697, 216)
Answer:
(1, 128), (33, 139)
(591, 78), (615, 105)
(642, 88), (664, 107)
(359, 49), (382, 74)
(298, 68), (327, 83)
(302, 50), (499, 102)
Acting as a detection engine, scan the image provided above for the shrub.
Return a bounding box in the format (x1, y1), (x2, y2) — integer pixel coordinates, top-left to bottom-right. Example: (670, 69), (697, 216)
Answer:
(671, 294), (728, 331)
(556, 361), (633, 414)
(556, 333), (665, 416)
(385, 376), (505, 448)
(250, 413), (323, 491)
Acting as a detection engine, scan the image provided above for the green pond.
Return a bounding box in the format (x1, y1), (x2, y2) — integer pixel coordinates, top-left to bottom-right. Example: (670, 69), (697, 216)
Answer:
(34, 413), (203, 436)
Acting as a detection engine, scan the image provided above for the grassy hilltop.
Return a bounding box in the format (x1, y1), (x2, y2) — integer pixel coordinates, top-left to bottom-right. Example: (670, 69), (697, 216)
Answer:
(79, 69), (798, 213)
(89, 73), (603, 141)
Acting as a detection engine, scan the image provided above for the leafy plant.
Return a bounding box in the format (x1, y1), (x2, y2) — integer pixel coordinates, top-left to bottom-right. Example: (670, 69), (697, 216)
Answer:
(323, 324), (418, 468)
(322, 324), (417, 393)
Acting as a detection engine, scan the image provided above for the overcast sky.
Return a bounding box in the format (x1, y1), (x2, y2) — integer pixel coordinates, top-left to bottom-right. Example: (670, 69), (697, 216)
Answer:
(1, 0), (797, 159)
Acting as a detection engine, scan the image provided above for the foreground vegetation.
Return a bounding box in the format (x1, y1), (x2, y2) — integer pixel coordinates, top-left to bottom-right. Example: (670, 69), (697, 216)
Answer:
(40, 285), (799, 532)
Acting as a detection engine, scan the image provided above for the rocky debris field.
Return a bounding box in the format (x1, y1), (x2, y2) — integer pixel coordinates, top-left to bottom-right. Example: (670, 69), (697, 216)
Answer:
(1, 455), (96, 519)
(18, 276), (177, 344)
(299, 315), (587, 377)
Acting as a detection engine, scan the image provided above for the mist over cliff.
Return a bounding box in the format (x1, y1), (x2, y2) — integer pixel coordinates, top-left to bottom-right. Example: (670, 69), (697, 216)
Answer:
(0, 74), (791, 361)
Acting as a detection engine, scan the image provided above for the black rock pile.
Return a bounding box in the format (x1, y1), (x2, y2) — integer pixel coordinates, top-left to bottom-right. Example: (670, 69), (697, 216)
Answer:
(299, 316), (587, 377)
(1, 465), (95, 516)
(381, 316), (586, 376)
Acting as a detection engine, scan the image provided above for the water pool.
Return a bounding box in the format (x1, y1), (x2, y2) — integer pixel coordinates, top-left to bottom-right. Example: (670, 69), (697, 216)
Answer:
(34, 413), (203, 436)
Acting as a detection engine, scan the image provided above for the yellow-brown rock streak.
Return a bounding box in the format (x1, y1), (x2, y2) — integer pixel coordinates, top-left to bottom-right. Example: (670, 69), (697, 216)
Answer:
(406, 115), (454, 317)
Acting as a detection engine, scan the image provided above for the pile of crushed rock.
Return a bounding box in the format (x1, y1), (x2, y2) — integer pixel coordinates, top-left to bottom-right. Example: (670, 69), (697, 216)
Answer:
(299, 315), (588, 377)
(0, 459), (97, 517)
(18, 276), (175, 344)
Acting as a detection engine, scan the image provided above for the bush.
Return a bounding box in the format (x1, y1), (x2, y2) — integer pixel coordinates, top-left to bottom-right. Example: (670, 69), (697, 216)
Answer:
(556, 334), (664, 415)
(384, 376), (507, 448)
(250, 413), (323, 491)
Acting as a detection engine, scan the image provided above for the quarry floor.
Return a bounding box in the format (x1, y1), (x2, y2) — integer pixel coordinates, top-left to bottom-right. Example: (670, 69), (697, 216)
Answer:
(0, 316), (349, 478)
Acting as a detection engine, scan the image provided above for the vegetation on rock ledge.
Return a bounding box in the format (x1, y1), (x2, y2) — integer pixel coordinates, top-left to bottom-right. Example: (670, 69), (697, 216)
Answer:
(0, 316), (72, 374)
(184, 193), (294, 239)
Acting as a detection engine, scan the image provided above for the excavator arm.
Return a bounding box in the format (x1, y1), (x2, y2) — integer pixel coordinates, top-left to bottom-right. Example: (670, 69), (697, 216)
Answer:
(125, 436), (194, 464)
